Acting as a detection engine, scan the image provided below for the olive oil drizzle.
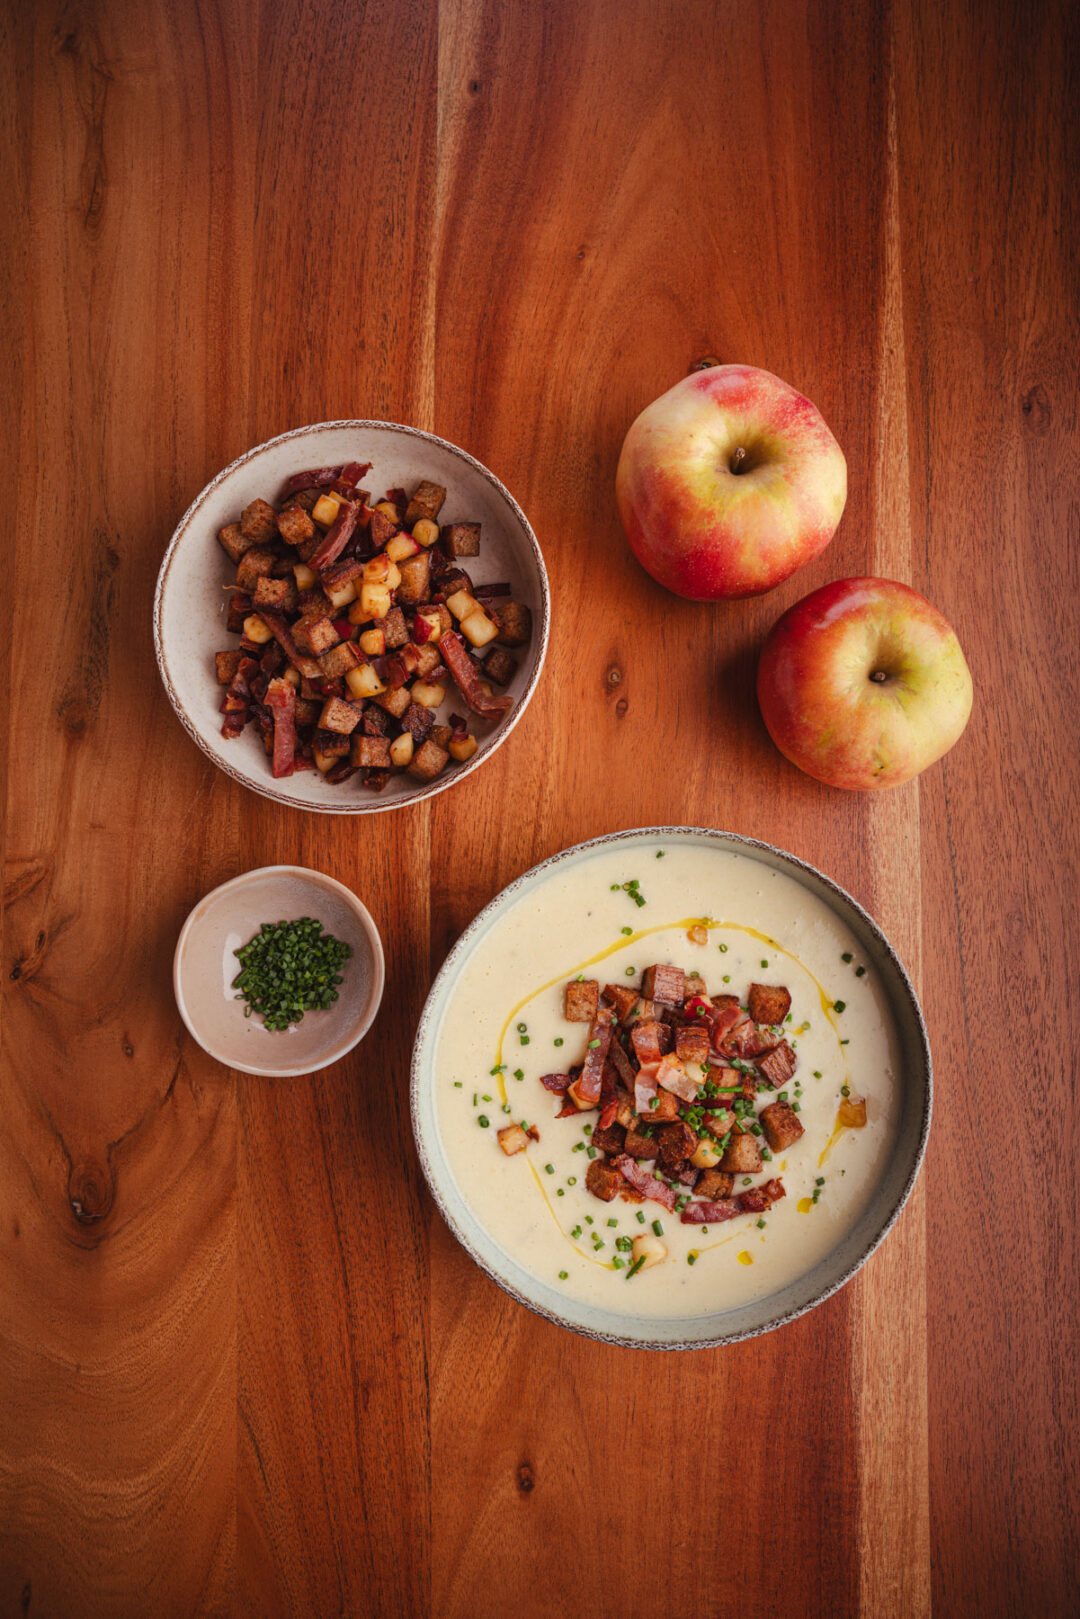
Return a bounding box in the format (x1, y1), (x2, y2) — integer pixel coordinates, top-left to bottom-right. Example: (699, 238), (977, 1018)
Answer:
(487, 915), (855, 1271)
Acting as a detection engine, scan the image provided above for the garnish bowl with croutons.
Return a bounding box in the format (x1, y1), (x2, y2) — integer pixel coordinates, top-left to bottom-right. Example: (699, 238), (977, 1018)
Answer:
(155, 421), (549, 812)
(411, 826), (932, 1350)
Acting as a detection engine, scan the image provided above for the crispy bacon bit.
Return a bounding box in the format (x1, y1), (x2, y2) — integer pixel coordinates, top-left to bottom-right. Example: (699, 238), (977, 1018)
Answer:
(257, 610), (322, 679)
(631, 1019), (664, 1065)
(279, 466), (343, 499)
(221, 711), (247, 738)
(710, 1001), (746, 1049)
(656, 1053), (702, 1104)
(614, 1155), (677, 1212)
(474, 581), (512, 597)
(634, 1060), (659, 1115)
(264, 677), (297, 777)
(525, 1124), (541, 1142)
(539, 1072), (572, 1092)
(570, 1010), (613, 1106)
(308, 499), (359, 571)
(441, 631), (513, 717)
(607, 1037), (635, 1090)
(737, 1178), (786, 1215)
(680, 1199), (742, 1225)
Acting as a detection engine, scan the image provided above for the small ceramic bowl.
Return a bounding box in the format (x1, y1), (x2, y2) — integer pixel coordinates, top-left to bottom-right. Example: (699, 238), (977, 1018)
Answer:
(174, 866), (384, 1076)
(154, 420), (549, 813)
(411, 826), (932, 1349)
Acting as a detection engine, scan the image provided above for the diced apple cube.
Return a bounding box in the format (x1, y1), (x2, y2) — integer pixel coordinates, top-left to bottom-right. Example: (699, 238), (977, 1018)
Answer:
(448, 733), (478, 762)
(312, 493), (343, 527)
(386, 533), (420, 562)
(446, 589), (481, 622)
(358, 627), (386, 656)
(346, 663), (387, 699)
(243, 614), (273, 644)
(411, 518), (440, 548)
(410, 680), (446, 709)
(324, 578), (357, 610)
(358, 583), (392, 621)
(389, 732), (414, 768)
(293, 562), (317, 590)
(461, 610), (498, 648)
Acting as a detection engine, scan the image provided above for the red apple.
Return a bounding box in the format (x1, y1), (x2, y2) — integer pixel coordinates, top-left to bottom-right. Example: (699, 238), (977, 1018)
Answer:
(615, 364), (847, 599)
(757, 578), (973, 789)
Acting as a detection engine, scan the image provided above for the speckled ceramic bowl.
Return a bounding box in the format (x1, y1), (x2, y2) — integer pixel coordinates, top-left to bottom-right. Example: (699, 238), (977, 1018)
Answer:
(174, 865), (384, 1076)
(154, 420), (549, 813)
(411, 826), (932, 1350)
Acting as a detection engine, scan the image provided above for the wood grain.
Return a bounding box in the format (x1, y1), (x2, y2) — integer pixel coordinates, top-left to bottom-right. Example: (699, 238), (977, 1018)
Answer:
(1, 0), (1077, 1616)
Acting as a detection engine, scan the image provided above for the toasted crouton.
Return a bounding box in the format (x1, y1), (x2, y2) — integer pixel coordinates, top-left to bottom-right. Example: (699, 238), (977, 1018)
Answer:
(495, 600), (531, 646)
(756, 1041), (797, 1088)
(240, 499), (278, 545)
(236, 547), (277, 592)
(498, 1123), (529, 1156)
(373, 684), (412, 719)
(428, 724), (453, 749)
(623, 1122), (658, 1159)
(407, 739), (449, 781)
(696, 1169), (735, 1201)
(442, 521), (480, 558)
(253, 575), (299, 613)
(351, 733), (392, 769)
(747, 983), (792, 1026)
(585, 1159), (625, 1202)
(564, 979), (599, 1022)
(759, 1100), (805, 1153)
(405, 480), (447, 525)
(218, 522), (253, 564)
(368, 508), (398, 549)
(319, 697), (363, 736)
(720, 1131), (763, 1174)
(675, 1023), (710, 1065)
(482, 646), (516, 686)
(215, 650), (242, 685)
(276, 503), (316, 547)
(642, 964), (686, 1006)
(382, 606), (409, 649)
(292, 615), (339, 656)
(318, 641), (362, 679)
(600, 983), (639, 1021)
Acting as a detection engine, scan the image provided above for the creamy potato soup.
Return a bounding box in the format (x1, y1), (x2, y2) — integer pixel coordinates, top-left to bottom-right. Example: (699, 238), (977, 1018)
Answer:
(434, 842), (900, 1318)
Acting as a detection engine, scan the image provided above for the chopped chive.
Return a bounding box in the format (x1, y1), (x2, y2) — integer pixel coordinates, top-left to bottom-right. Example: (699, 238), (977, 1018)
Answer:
(834, 1000), (846, 1013)
(554, 1037), (564, 1047)
(625, 1256), (646, 1279)
(472, 1093), (478, 1106)
(625, 966), (635, 976)
(656, 850), (665, 858)
(478, 1115), (490, 1127)
(606, 1217), (617, 1227)
(841, 1038), (850, 1045)
(761, 1147), (773, 1161)
(571, 1225), (582, 1239)
(855, 966), (866, 977)
(520, 1036), (530, 1045)
(453, 1081), (462, 1088)
(651, 1219), (664, 1237)
(588, 1038), (601, 1049)
(760, 959), (768, 968)
(556, 1188), (564, 1197)
(757, 1217), (766, 1228)
(842, 952), (853, 963)
(621, 926), (633, 935)
(544, 1163), (554, 1174)
(687, 1252), (698, 1266)
(513, 1069), (524, 1080)
(841, 1084), (851, 1096)
(516, 1021), (527, 1032)
(636, 1211), (646, 1224)
(586, 1146), (597, 1159)
(558, 1270), (568, 1279)
(813, 1070), (822, 1078)
(718, 943), (728, 953)
(567, 1176), (577, 1186)
(815, 1176), (825, 1185)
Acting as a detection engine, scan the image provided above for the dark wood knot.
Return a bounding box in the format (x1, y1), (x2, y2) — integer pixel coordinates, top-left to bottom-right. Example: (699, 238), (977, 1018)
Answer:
(690, 355), (722, 371)
(68, 1160), (113, 1224)
(516, 1461), (534, 1493)
(1020, 384), (1050, 436)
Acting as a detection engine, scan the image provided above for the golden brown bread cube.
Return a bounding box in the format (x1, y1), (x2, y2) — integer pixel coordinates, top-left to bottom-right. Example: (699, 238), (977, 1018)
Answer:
(276, 504), (316, 547)
(351, 733), (392, 769)
(428, 724), (453, 749)
(215, 650), (242, 685)
(747, 983), (792, 1026)
(412, 642), (443, 679)
(236, 547), (277, 592)
(720, 1131), (763, 1174)
(218, 522), (253, 564)
(369, 508), (398, 548)
(623, 1122), (658, 1160)
(564, 979), (599, 1022)
(642, 964), (686, 1006)
(442, 521), (480, 558)
(382, 606), (409, 649)
(482, 646), (516, 686)
(703, 1106), (737, 1140)
(585, 1159), (624, 1202)
(649, 1089), (683, 1123)
(240, 499), (279, 545)
(407, 739), (449, 781)
(253, 575), (298, 613)
(395, 553), (431, 604)
(600, 983), (639, 1021)
(312, 727), (350, 759)
(684, 971), (708, 1000)
(319, 697), (363, 735)
(404, 480), (447, 525)
(372, 685), (412, 720)
(495, 601), (531, 646)
(696, 1169), (735, 1201)
(759, 1100), (805, 1153)
(317, 641), (362, 678)
(675, 1023), (710, 1065)
(293, 614), (339, 656)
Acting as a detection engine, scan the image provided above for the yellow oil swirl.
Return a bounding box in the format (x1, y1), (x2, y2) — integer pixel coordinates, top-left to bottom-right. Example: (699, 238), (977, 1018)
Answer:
(797, 1197), (814, 1214)
(488, 915), (853, 1269)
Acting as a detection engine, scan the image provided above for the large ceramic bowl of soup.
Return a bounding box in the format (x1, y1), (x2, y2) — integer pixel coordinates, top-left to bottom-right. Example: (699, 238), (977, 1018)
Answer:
(411, 826), (931, 1349)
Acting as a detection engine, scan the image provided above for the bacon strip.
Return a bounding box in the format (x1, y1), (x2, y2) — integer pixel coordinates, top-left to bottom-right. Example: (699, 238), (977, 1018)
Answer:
(598, 1062), (618, 1128)
(221, 711), (247, 738)
(573, 1010), (613, 1105)
(656, 1053), (702, 1104)
(737, 1178), (786, 1214)
(631, 1020), (664, 1065)
(279, 466), (343, 499)
(441, 632), (513, 717)
(256, 610), (322, 679)
(634, 1060), (659, 1115)
(308, 500), (359, 571)
(474, 581), (512, 598)
(614, 1154), (677, 1212)
(264, 677), (297, 778)
(607, 1037), (635, 1090)
(680, 1199), (743, 1225)
(539, 1072), (572, 1092)
(220, 654), (259, 715)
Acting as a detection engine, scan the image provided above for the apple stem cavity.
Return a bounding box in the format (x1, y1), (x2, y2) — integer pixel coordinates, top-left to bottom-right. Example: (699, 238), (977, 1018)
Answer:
(869, 670), (889, 683)
(731, 447), (747, 474)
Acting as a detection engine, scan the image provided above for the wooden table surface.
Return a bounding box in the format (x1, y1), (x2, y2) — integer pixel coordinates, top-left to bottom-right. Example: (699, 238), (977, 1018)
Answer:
(3, 1), (1077, 1614)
